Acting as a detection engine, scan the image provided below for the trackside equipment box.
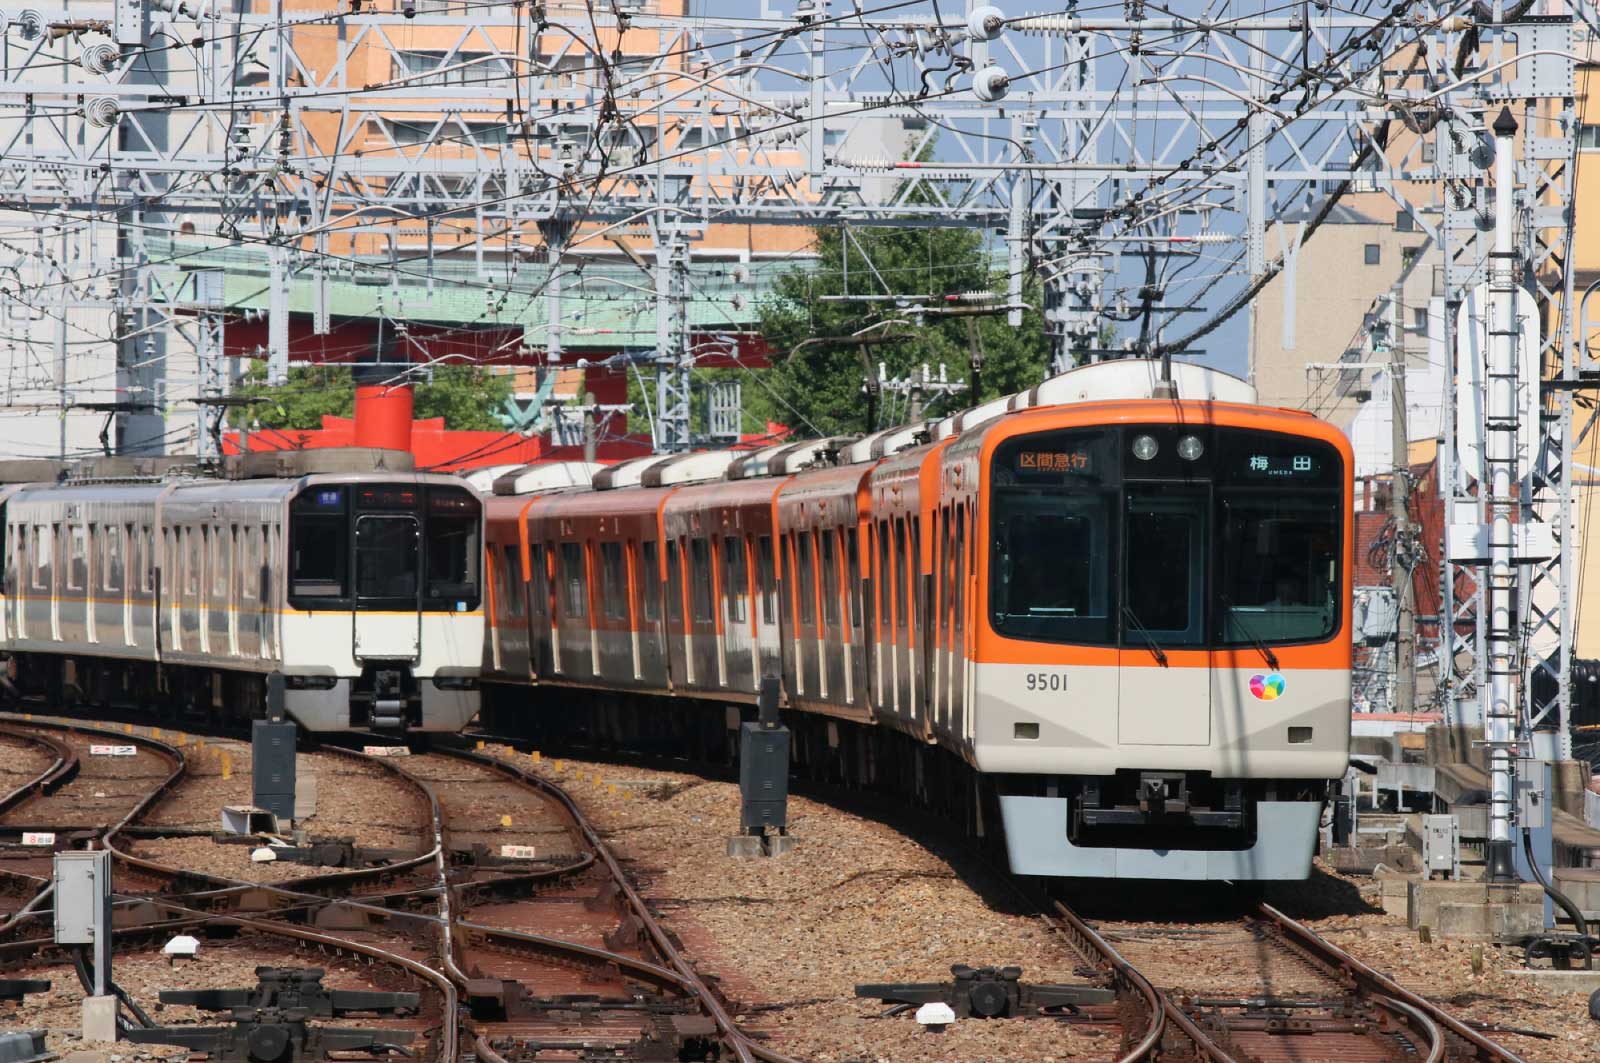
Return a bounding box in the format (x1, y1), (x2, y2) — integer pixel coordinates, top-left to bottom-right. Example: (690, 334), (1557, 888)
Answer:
(53, 849), (112, 945)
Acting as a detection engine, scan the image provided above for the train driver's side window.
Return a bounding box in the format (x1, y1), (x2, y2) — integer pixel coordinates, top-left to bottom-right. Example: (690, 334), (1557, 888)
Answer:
(290, 490), (350, 601)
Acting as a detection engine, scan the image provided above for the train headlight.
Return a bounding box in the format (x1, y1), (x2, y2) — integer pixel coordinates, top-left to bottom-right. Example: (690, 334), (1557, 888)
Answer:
(1131, 434), (1159, 461)
(1177, 434), (1205, 461)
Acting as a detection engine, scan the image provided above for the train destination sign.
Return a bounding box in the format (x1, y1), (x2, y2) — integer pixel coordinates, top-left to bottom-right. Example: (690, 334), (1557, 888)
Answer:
(1239, 453), (1321, 479)
(1016, 450), (1094, 473)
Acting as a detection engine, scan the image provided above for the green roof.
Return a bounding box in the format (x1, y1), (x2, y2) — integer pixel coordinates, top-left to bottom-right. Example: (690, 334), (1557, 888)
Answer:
(152, 238), (776, 350)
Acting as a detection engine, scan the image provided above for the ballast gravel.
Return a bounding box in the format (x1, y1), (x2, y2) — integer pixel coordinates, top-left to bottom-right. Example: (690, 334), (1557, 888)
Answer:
(133, 737), (426, 882)
(482, 747), (1113, 1063)
(483, 745), (1598, 1063)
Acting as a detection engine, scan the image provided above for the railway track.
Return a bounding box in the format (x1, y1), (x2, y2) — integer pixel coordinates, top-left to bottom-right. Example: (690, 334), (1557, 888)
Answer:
(1048, 898), (1529, 1063)
(0, 717), (792, 1063)
(0, 714), (1554, 1063)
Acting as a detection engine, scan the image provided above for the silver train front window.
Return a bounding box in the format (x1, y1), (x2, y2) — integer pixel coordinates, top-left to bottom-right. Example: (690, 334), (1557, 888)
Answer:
(988, 426), (1344, 648)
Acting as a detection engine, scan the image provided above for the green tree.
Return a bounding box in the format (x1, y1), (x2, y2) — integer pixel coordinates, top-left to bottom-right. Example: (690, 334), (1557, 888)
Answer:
(755, 223), (1053, 436)
(412, 364), (514, 431)
(231, 362), (355, 428)
(232, 360), (514, 432)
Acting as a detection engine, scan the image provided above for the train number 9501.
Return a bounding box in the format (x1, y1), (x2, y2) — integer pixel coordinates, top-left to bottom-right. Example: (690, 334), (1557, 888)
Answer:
(1024, 672), (1068, 692)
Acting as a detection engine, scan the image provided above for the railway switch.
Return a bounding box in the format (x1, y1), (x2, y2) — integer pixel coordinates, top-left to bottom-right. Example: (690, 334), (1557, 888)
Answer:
(123, 966), (418, 1063)
(856, 964), (1116, 1019)
(729, 676), (793, 858)
(0, 980), (49, 1062)
(0, 1031), (48, 1063)
(0, 978), (49, 1004)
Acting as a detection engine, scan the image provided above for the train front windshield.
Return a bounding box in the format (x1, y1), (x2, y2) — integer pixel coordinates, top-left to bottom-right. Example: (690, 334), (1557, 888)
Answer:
(289, 483), (481, 611)
(989, 426), (1343, 649)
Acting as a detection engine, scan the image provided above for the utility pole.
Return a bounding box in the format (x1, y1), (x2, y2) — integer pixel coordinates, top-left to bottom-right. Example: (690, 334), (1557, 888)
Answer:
(582, 390), (597, 463)
(908, 364), (926, 422)
(1390, 281), (1415, 715)
(1483, 107), (1521, 884)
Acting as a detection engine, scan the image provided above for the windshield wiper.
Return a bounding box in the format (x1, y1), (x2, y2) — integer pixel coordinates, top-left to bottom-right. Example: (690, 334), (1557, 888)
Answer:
(1221, 594), (1280, 671)
(1122, 606), (1168, 667)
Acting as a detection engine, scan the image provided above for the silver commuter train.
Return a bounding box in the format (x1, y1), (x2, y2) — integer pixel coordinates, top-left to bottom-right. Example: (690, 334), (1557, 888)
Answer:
(0, 450), (484, 731)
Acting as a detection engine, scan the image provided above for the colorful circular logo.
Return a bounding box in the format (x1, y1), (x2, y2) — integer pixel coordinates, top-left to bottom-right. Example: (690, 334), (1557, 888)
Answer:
(1249, 673), (1286, 701)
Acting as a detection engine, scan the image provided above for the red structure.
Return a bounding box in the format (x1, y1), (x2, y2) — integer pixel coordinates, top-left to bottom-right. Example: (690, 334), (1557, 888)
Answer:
(353, 383), (416, 452)
(224, 416), (656, 471)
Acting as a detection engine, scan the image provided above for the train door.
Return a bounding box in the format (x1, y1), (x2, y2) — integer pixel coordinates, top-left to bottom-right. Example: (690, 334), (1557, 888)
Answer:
(1117, 489), (1210, 746)
(352, 514), (421, 661)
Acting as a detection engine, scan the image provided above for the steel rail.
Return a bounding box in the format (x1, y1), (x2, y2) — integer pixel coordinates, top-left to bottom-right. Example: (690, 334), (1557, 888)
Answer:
(0, 723), (77, 817)
(1048, 900), (1169, 1063)
(1376, 994), (1447, 1063)
(0, 717), (460, 1061)
(0, 902), (457, 1056)
(434, 742), (804, 1063)
(1257, 902), (1527, 1063)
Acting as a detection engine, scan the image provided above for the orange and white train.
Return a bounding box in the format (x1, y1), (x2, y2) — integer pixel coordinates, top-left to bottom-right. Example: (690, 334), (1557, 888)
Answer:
(481, 360), (1355, 880)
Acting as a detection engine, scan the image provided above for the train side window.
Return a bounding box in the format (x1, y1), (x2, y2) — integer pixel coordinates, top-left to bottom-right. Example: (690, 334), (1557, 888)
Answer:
(689, 538), (714, 623)
(723, 535), (748, 624)
(938, 511), (951, 640)
(161, 529), (175, 596)
(560, 542), (586, 619)
(666, 541), (683, 624)
(11, 526), (23, 594)
(67, 525), (86, 591)
(953, 507), (966, 639)
(141, 527), (154, 593)
(894, 520), (907, 631)
(796, 532), (815, 625)
(640, 540), (661, 622)
(820, 530), (839, 627)
(198, 526), (210, 600)
(102, 525), (123, 593)
(915, 515), (928, 630)
(213, 527), (230, 599)
(600, 541), (627, 621)
(241, 527), (259, 601)
(184, 528), (201, 597)
(528, 543), (547, 618)
(756, 535), (776, 625)
(846, 528), (861, 629)
(32, 526), (47, 590)
(877, 522), (891, 626)
(502, 545), (525, 618)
